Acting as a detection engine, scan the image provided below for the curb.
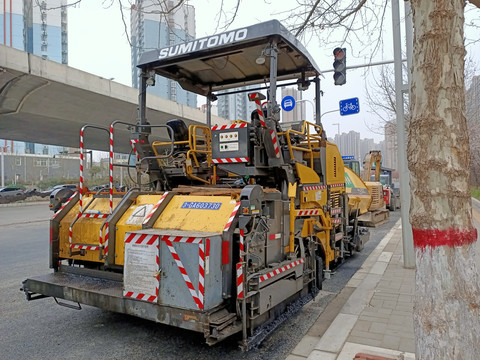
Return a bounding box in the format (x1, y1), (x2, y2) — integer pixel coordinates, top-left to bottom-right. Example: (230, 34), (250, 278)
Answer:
(0, 200), (49, 208)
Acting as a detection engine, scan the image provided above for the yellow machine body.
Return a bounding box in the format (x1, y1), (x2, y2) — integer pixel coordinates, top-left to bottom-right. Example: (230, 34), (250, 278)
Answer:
(153, 195), (238, 233)
(58, 196), (121, 263)
(344, 166), (372, 215)
(114, 194), (167, 265)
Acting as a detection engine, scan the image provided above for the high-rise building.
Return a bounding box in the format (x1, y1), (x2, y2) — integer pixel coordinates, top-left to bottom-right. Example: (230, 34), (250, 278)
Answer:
(360, 138), (376, 162)
(281, 87), (306, 123)
(383, 121), (397, 170)
(130, 0), (196, 107)
(1, 0), (68, 155)
(217, 86), (257, 122)
(334, 130), (361, 160)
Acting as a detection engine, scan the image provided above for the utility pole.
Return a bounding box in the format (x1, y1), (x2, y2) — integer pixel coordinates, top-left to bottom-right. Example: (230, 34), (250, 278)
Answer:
(392, 0), (415, 268)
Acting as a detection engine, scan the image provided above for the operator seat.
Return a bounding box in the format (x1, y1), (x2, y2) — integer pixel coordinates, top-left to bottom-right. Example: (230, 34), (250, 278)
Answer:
(166, 119), (189, 153)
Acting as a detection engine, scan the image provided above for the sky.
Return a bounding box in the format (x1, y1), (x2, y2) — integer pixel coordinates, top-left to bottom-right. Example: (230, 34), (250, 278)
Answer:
(67, 1), (480, 143)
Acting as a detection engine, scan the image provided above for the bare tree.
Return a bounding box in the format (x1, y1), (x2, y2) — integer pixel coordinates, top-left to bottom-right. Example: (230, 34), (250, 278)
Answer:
(408, 1), (480, 358)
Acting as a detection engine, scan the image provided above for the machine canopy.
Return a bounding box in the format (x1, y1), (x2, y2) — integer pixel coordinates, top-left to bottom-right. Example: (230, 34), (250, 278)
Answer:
(137, 20), (322, 96)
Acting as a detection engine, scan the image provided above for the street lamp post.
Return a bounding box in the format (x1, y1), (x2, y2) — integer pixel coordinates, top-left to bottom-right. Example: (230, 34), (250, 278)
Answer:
(296, 99), (315, 122)
(332, 123), (340, 137)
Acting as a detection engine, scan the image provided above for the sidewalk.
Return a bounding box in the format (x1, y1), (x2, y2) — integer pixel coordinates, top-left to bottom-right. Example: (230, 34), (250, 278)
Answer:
(288, 219), (416, 360)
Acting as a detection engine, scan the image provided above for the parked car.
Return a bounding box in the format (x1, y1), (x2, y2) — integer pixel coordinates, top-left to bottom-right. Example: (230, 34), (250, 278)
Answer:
(0, 187), (24, 197)
(41, 184), (77, 196)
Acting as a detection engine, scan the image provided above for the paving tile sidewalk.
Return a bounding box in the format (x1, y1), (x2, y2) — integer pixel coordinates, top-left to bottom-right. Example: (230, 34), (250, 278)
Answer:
(288, 219), (416, 360)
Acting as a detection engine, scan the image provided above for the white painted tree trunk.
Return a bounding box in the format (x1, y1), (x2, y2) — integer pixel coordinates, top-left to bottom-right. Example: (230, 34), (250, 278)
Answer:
(409, 0), (480, 358)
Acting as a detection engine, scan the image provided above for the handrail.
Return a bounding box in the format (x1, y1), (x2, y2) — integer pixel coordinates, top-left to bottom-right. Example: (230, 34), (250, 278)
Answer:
(186, 125), (212, 184)
(152, 124), (213, 184)
(110, 121), (173, 214)
(281, 121), (323, 169)
(79, 125), (110, 214)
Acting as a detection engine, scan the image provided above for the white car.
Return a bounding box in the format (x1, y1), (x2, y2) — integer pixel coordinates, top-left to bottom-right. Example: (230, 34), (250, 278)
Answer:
(0, 187), (24, 197)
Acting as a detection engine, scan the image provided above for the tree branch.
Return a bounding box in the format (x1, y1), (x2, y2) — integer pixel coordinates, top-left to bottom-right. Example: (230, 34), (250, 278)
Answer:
(295, 0), (322, 37)
(469, 0), (480, 9)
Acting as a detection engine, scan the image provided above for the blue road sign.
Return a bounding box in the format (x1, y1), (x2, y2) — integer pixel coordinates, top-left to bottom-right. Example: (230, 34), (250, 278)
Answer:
(342, 155), (355, 160)
(281, 96), (296, 111)
(339, 97), (360, 116)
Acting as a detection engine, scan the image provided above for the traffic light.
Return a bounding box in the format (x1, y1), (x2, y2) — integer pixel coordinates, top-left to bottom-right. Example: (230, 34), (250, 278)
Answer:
(333, 47), (346, 85)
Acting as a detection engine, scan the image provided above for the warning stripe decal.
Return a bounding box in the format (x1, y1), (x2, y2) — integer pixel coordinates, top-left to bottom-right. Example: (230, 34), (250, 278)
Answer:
(259, 258), (305, 283)
(236, 263), (244, 298)
(224, 202), (241, 232)
(78, 213), (109, 219)
(52, 191), (78, 219)
(211, 123), (247, 131)
(268, 233), (281, 240)
(143, 192), (169, 225)
(297, 209), (321, 216)
(212, 157), (249, 164)
(303, 185), (326, 191)
(70, 244), (100, 251)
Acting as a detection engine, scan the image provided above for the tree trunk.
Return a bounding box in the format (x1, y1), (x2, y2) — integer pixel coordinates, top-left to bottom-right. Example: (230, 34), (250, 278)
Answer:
(409, 0), (480, 358)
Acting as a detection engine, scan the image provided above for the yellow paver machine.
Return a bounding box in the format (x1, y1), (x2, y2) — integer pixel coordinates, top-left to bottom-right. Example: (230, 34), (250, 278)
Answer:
(22, 20), (369, 349)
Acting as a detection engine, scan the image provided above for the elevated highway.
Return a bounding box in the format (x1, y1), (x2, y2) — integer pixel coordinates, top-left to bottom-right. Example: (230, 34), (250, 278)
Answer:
(0, 45), (229, 153)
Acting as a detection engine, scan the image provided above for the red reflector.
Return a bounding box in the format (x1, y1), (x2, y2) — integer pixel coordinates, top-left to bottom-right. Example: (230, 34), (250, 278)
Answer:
(222, 241), (229, 264)
(50, 226), (53, 244)
(206, 238), (210, 257)
(141, 139), (145, 143)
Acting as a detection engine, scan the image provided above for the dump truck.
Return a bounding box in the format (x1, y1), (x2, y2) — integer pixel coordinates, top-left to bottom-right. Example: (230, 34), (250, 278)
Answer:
(22, 20), (369, 349)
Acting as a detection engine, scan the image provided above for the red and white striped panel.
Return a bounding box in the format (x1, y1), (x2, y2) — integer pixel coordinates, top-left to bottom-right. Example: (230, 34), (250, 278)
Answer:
(297, 209), (321, 216)
(109, 125), (114, 214)
(143, 192), (169, 225)
(331, 218), (342, 224)
(52, 191), (78, 219)
(329, 183), (345, 188)
(239, 229), (245, 253)
(198, 242), (205, 306)
(236, 263), (244, 299)
(259, 258), (305, 283)
(130, 139), (140, 160)
(160, 235), (202, 244)
(70, 244), (100, 251)
(124, 291), (158, 303)
(268, 233), (281, 240)
(211, 123), (247, 131)
(124, 235), (160, 303)
(125, 233), (160, 245)
(212, 157), (249, 164)
(330, 207), (342, 215)
(79, 213), (109, 219)
(79, 129), (85, 213)
(224, 202), (241, 232)
(270, 129), (281, 158)
(163, 237), (204, 310)
(249, 93), (267, 128)
(102, 222), (110, 256)
(303, 185), (327, 191)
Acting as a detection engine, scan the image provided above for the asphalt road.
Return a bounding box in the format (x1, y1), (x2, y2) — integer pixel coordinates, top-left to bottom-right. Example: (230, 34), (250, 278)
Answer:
(0, 202), (399, 360)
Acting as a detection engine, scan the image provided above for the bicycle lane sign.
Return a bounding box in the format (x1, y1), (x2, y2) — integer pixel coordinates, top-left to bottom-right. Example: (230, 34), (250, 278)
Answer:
(339, 97), (360, 116)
